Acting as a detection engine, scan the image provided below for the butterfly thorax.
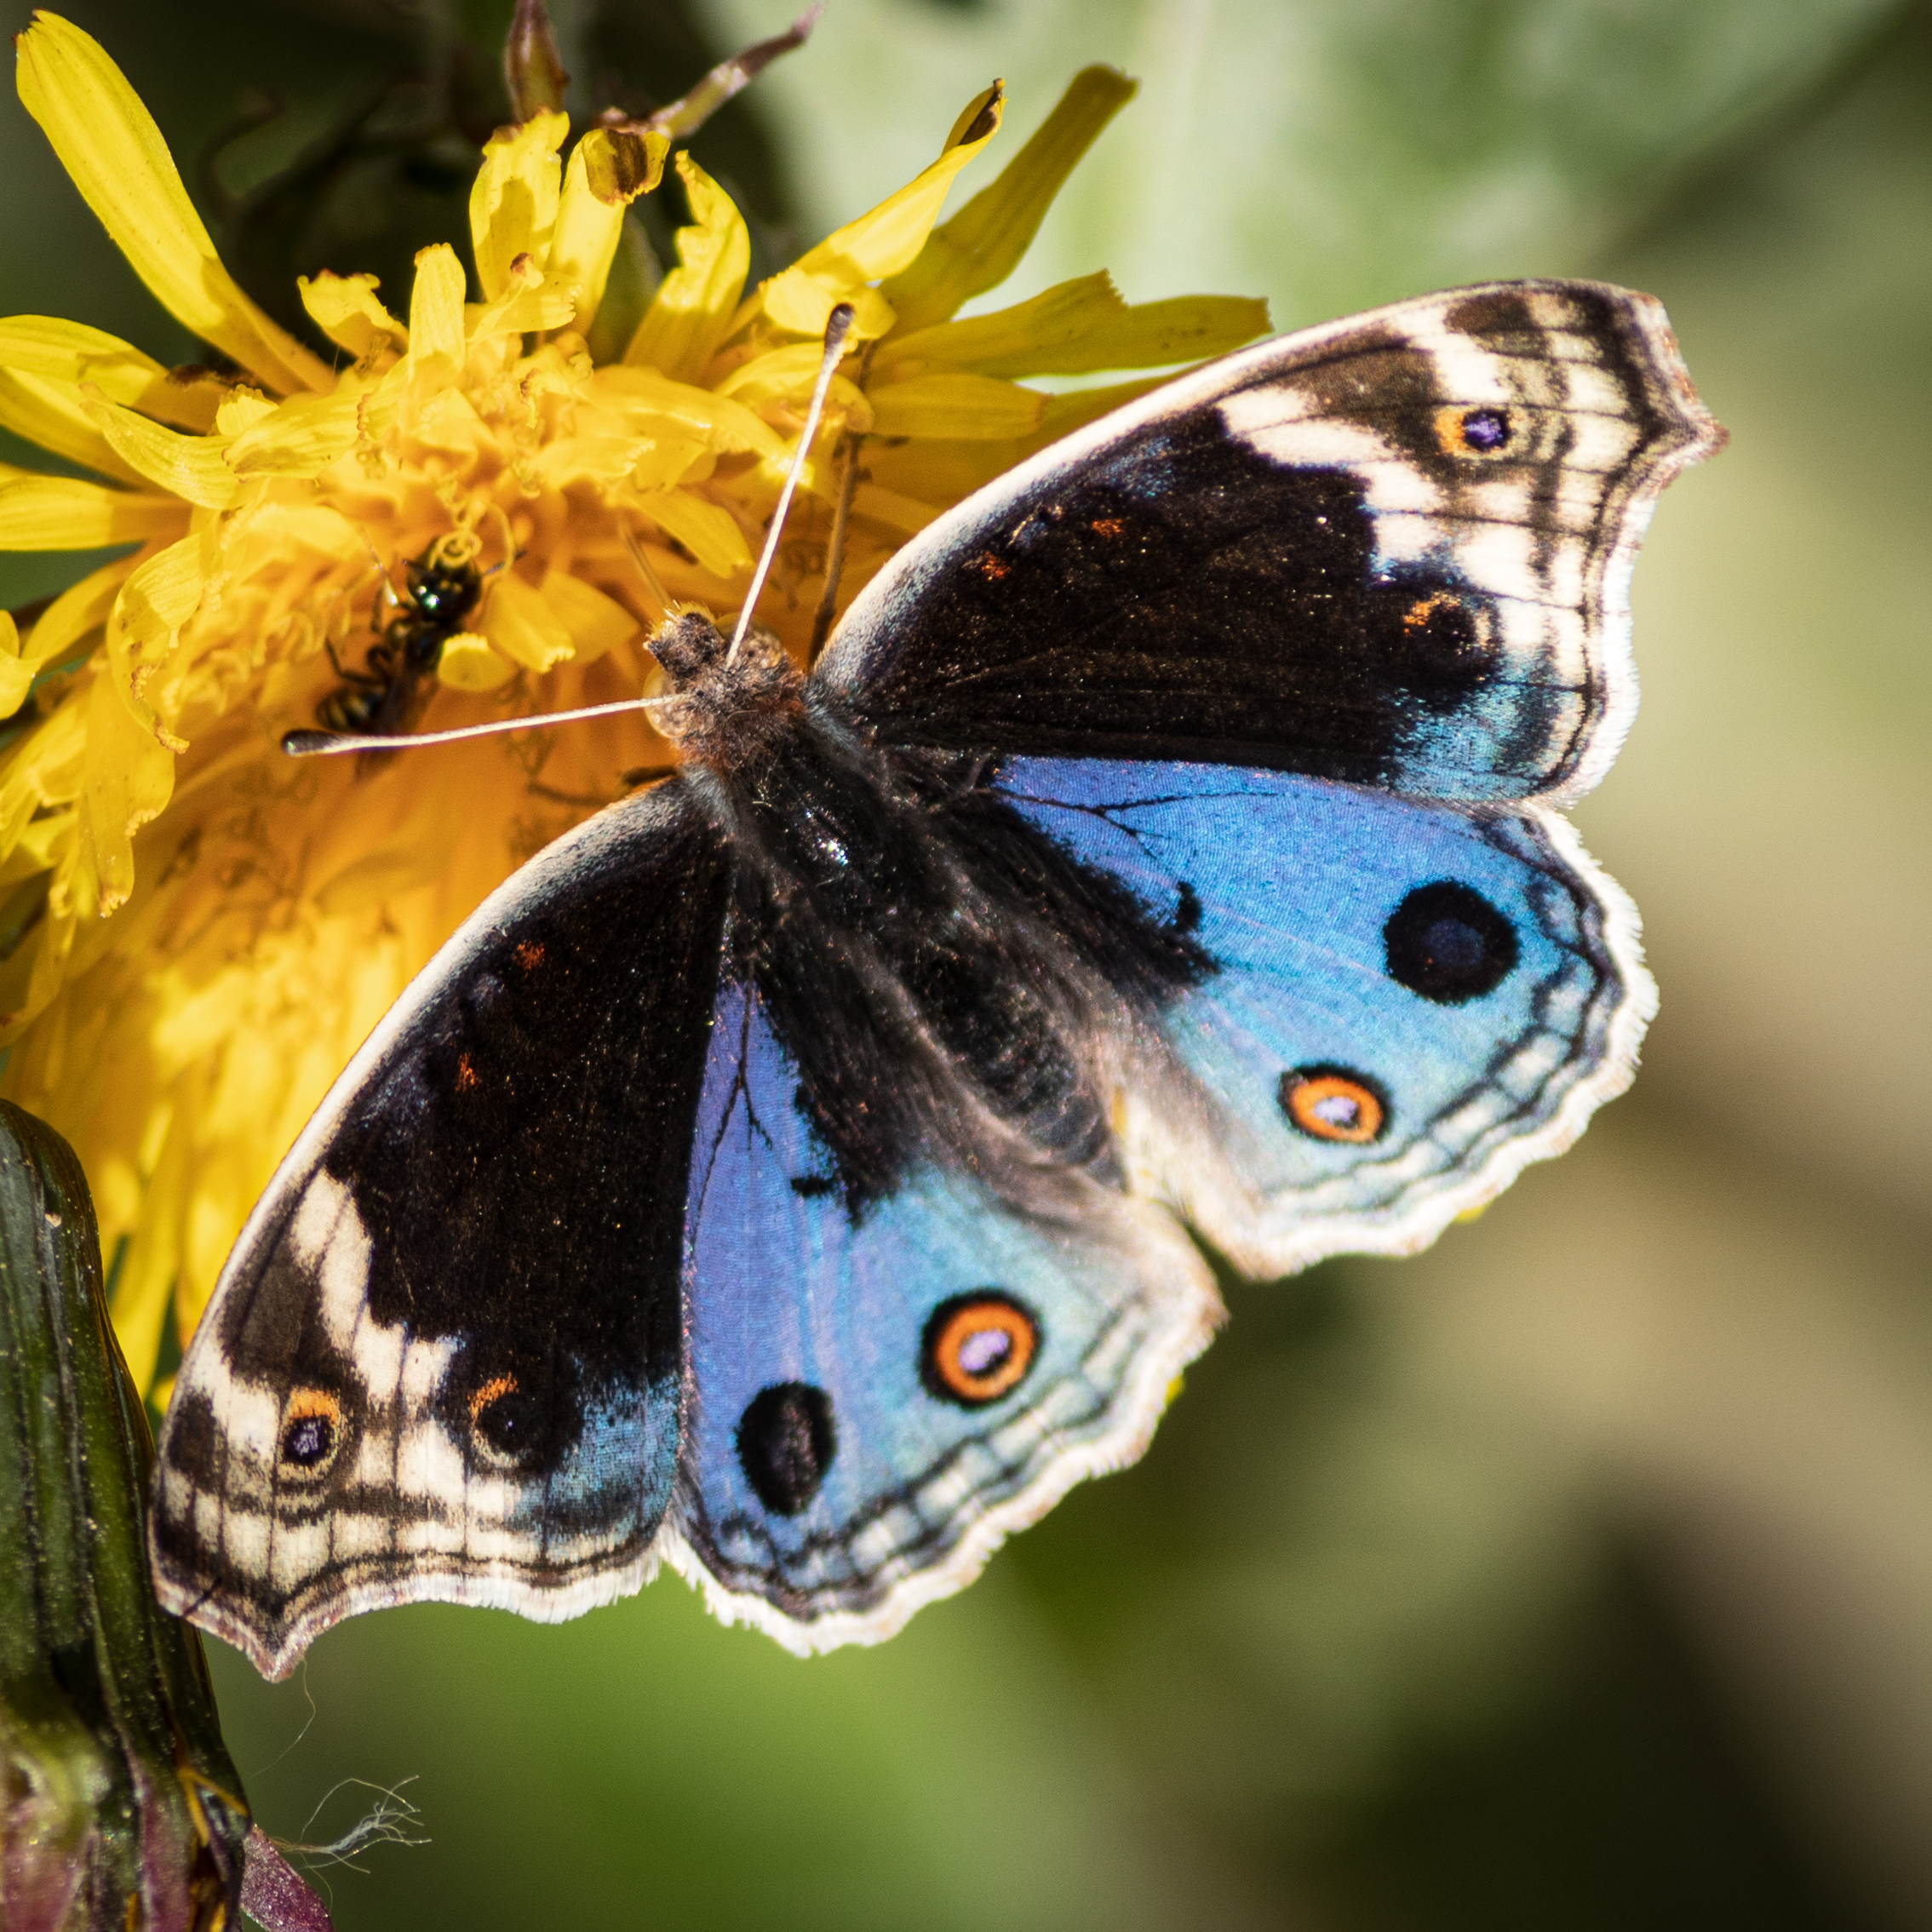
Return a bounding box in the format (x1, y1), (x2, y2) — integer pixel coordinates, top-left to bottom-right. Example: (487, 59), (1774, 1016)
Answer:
(643, 613), (1213, 1209)
(642, 612), (803, 762)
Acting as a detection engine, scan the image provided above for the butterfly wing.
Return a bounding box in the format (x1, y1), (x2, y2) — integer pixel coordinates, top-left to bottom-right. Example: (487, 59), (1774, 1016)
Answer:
(664, 977), (1218, 1651)
(989, 756), (1649, 1277)
(818, 280), (1722, 803)
(150, 783), (732, 1680)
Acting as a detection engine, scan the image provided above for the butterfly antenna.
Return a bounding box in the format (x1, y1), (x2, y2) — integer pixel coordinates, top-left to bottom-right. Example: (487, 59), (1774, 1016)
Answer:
(283, 697), (651, 759)
(728, 301), (855, 664)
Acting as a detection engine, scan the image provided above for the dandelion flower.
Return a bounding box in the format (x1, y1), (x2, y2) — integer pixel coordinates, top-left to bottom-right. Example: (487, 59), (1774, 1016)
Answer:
(0, 14), (1269, 1398)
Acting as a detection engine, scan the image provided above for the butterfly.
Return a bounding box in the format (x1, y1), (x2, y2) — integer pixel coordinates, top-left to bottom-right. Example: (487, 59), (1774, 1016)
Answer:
(151, 278), (1721, 1679)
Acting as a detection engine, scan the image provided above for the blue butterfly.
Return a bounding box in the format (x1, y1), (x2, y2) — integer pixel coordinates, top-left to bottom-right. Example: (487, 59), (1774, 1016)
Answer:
(152, 279), (1720, 1677)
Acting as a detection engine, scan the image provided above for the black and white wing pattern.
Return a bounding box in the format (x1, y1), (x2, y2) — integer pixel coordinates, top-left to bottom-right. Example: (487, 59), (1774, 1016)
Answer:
(820, 280), (1720, 801)
(152, 788), (731, 1677)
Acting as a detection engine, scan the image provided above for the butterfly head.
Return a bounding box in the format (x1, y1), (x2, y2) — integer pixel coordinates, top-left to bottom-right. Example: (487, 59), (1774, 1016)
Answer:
(641, 611), (800, 755)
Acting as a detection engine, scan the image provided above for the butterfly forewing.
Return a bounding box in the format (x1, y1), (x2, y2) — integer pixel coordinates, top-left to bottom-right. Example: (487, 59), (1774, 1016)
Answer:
(152, 786), (731, 1678)
(819, 280), (1721, 802)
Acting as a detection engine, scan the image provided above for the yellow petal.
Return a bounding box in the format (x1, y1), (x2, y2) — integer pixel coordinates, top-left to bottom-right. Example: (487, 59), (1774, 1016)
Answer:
(224, 387), (362, 479)
(716, 344), (874, 431)
(550, 126), (668, 333)
(468, 108), (568, 302)
(467, 256), (576, 344)
(757, 275), (896, 343)
(626, 436), (714, 491)
(0, 612), (23, 717)
(0, 315), (218, 430)
(0, 686), (87, 816)
(14, 15), (329, 396)
(878, 276), (1269, 379)
(22, 556), (135, 660)
(625, 155), (749, 383)
(213, 389), (275, 437)
(80, 389), (238, 508)
(408, 244), (468, 373)
(78, 660), (174, 914)
(480, 569), (573, 672)
(0, 554), (133, 718)
(436, 631), (517, 691)
(109, 1090), (189, 1394)
(867, 372), (1044, 440)
(790, 82), (1004, 290)
(531, 433), (653, 489)
(107, 528), (209, 742)
(297, 272), (406, 360)
(874, 272), (1124, 376)
(850, 481), (940, 535)
(632, 489), (750, 579)
(539, 570), (639, 665)
(0, 469), (183, 548)
(595, 364), (785, 458)
(862, 374), (1178, 509)
(885, 67), (1136, 334)
(0, 367), (146, 483)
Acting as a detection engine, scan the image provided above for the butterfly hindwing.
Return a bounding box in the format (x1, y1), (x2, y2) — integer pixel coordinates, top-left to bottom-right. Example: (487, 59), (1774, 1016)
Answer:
(152, 784), (732, 1678)
(990, 756), (1649, 1276)
(667, 978), (1218, 1650)
(821, 280), (1722, 802)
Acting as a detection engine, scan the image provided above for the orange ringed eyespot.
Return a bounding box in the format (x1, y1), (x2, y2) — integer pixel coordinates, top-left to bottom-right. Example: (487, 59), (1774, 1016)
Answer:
(1433, 403), (1512, 456)
(279, 1387), (341, 1470)
(922, 1295), (1038, 1407)
(1281, 1069), (1387, 1144)
(455, 1051), (478, 1092)
(468, 1373), (519, 1423)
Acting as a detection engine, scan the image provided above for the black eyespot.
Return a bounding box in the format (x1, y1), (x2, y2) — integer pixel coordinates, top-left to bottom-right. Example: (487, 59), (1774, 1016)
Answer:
(1396, 590), (1498, 697)
(738, 1383), (836, 1515)
(1460, 407), (1511, 451)
(469, 1373), (543, 1461)
(282, 1414), (333, 1467)
(1384, 881), (1519, 1003)
(1173, 880), (1202, 933)
(447, 1353), (578, 1474)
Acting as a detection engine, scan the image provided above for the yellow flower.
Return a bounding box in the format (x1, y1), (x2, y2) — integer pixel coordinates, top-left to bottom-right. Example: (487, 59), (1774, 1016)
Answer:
(0, 14), (1269, 1397)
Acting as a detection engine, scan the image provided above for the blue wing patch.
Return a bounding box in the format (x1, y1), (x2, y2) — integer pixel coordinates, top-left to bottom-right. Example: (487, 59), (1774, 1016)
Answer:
(993, 758), (1653, 1276)
(664, 979), (1218, 1651)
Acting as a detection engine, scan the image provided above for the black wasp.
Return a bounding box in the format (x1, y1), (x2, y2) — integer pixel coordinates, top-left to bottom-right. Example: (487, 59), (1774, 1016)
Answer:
(318, 537), (485, 739)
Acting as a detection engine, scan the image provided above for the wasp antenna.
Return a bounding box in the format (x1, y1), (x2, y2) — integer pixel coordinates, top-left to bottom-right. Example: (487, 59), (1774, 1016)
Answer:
(621, 522), (676, 626)
(729, 302), (856, 664)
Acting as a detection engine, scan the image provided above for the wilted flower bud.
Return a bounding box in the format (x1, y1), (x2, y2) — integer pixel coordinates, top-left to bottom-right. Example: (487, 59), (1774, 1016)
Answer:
(0, 1100), (329, 1931)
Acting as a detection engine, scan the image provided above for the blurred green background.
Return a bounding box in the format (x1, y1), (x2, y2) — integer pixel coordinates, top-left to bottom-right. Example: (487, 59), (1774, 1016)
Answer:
(3, 0), (1928, 1923)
